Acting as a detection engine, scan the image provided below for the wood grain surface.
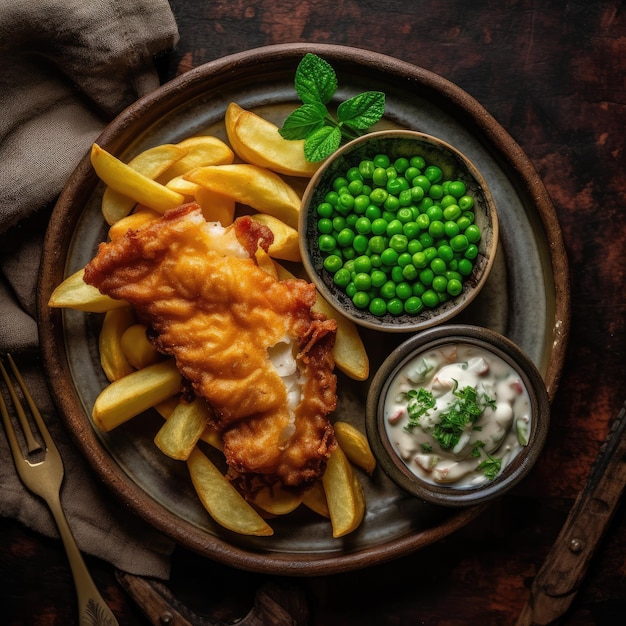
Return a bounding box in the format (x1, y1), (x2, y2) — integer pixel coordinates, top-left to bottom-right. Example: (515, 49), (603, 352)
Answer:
(2, 1), (626, 624)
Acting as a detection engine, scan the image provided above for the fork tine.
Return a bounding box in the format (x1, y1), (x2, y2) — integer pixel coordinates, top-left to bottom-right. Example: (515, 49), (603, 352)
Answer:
(0, 355), (42, 454)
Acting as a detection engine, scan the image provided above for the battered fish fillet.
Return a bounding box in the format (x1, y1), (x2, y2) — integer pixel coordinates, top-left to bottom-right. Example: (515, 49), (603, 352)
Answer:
(84, 203), (338, 490)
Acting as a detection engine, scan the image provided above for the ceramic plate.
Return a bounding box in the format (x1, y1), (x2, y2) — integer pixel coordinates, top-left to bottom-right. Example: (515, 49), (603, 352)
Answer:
(38, 44), (569, 575)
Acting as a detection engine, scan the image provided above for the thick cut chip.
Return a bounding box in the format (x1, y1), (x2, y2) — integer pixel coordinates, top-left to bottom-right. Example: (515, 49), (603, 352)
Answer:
(250, 213), (301, 262)
(302, 480), (330, 518)
(101, 144), (187, 224)
(194, 187), (236, 225)
(120, 324), (162, 370)
(225, 102), (320, 177)
(108, 208), (161, 240)
(92, 360), (182, 432)
(185, 163), (301, 229)
(48, 268), (128, 312)
(91, 144), (184, 214)
(154, 398), (210, 460)
(159, 135), (234, 181)
(250, 484), (304, 516)
(334, 421), (376, 475)
(187, 448), (274, 536)
(99, 307), (136, 382)
(322, 446), (365, 538)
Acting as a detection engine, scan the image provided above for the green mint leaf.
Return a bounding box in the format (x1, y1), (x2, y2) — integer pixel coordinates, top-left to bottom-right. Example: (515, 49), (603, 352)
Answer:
(337, 91), (385, 130)
(304, 125), (342, 162)
(278, 103), (327, 140)
(294, 53), (337, 105)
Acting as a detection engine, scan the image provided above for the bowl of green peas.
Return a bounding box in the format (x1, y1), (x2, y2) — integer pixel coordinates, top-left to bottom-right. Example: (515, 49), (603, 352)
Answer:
(299, 130), (499, 332)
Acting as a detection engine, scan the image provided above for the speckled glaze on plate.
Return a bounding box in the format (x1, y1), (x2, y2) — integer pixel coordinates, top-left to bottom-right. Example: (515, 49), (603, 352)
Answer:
(38, 44), (569, 576)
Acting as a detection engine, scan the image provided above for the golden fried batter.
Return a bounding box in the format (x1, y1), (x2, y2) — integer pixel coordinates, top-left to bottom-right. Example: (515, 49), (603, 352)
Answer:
(84, 204), (337, 489)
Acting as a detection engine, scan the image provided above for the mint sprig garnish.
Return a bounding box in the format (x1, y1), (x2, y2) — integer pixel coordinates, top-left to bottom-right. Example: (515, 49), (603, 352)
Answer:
(279, 53), (385, 162)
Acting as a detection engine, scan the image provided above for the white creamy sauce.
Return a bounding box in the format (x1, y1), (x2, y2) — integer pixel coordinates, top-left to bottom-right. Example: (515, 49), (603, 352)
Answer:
(383, 343), (531, 488)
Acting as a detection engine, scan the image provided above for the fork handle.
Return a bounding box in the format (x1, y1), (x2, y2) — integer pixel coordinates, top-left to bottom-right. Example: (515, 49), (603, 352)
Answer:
(47, 491), (119, 625)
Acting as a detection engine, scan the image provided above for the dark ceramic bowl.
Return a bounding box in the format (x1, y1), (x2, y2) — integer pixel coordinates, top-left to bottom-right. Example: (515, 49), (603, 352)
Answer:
(300, 130), (499, 333)
(365, 324), (550, 507)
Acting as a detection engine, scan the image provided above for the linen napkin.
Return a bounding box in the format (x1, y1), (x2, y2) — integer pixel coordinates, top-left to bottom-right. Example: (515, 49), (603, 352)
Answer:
(0, 0), (179, 579)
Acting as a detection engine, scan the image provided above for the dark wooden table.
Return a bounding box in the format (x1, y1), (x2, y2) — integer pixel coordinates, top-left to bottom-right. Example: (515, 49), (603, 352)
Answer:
(2, 1), (626, 624)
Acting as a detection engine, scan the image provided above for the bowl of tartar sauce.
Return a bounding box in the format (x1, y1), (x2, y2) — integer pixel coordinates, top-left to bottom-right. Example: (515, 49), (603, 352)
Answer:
(365, 324), (550, 506)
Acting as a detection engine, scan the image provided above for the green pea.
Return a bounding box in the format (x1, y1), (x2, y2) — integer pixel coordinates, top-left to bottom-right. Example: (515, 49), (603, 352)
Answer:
(389, 233), (408, 252)
(437, 245), (454, 263)
(425, 205), (443, 221)
(402, 264), (418, 281)
(405, 166), (420, 182)
(416, 213), (430, 230)
(412, 281), (425, 297)
(430, 257), (447, 275)
(351, 255), (371, 274)
(398, 189), (413, 207)
(381, 248), (399, 266)
(353, 234), (369, 253)
(404, 296), (423, 314)
(373, 154), (391, 168)
(358, 160), (375, 179)
(380, 281), (396, 299)
(383, 195), (400, 212)
(396, 207), (413, 224)
(387, 298), (404, 315)
(418, 197), (434, 212)
(456, 215), (472, 231)
(386, 219), (404, 237)
(365, 204), (382, 221)
(323, 254), (343, 273)
(443, 204), (462, 221)
(352, 194), (369, 214)
(444, 221), (460, 238)
(450, 234), (469, 252)
(397, 252), (413, 267)
(465, 224), (481, 243)
(385, 166), (398, 181)
(371, 270), (387, 288)
(333, 176), (348, 192)
(333, 268), (351, 287)
(346, 167), (363, 182)
(403, 221), (420, 239)
(337, 194), (354, 213)
(355, 217), (372, 234)
(458, 195), (474, 211)
(424, 165), (443, 183)
(369, 235), (387, 254)
(342, 246), (356, 260)
(353, 272), (372, 291)
(447, 278), (463, 296)
(394, 157), (409, 173)
(440, 194), (457, 209)
(369, 188), (388, 206)
(410, 186), (425, 202)
(428, 220), (445, 239)
(395, 282), (412, 300)
(369, 298), (387, 316)
(419, 232), (435, 248)
(372, 167), (388, 187)
(317, 202), (334, 218)
(348, 180), (364, 197)
(458, 258), (474, 276)
(318, 218), (333, 234)
(352, 291), (370, 309)
(432, 275), (448, 293)
(419, 268), (434, 286)
(387, 177), (409, 195)
(422, 289), (439, 308)
(336, 228), (355, 247)
(318, 234), (336, 252)
(428, 184), (444, 200)
(390, 265), (404, 283)
(412, 251), (427, 268)
(410, 155), (426, 170)
(413, 175), (431, 192)
(464, 243), (478, 259)
(448, 181), (467, 198)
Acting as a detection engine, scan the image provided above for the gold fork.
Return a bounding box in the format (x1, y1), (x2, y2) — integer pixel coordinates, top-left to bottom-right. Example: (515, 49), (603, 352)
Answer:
(0, 354), (119, 626)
